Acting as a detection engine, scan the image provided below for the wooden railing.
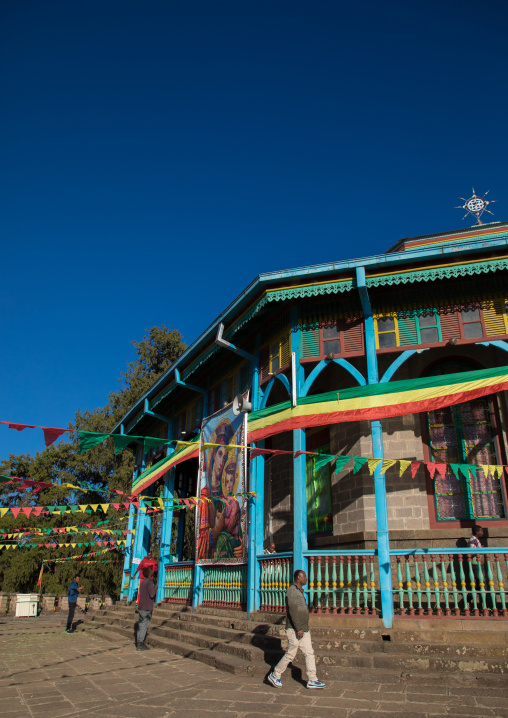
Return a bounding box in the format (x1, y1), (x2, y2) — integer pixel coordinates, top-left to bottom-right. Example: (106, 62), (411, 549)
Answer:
(391, 550), (508, 618)
(308, 552), (378, 615)
(164, 561), (194, 605)
(202, 564), (248, 610)
(259, 554), (293, 612)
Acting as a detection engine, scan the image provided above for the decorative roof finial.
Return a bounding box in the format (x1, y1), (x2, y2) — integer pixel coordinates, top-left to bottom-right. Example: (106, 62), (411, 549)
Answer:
(455, 188), (496, 226)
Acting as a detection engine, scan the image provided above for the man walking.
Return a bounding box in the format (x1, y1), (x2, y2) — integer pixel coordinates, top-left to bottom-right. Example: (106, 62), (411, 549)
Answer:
(268, 569), (325, 689)
(66, 575), (81, 634)
(136, 567), (156, 651)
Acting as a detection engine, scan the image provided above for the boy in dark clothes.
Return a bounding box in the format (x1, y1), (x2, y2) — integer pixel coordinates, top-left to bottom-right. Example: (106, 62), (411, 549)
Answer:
(136, 567), (156, 651)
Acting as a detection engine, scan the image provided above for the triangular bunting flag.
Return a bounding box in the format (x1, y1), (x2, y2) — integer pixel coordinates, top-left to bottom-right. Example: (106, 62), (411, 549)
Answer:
(411, 461), (421, 478)
(41, 427), (68, 447)
(100, 504), (109, 513)
(367, 459), (382, 475)
(450, 464), (461, 481)
(353, 456), (368, 474)
(21, 507), (32, 517)
(427, 462), (437, 480)
(89, 504), (99, 512)
(399, 460), (411, 477)
(314, 454), (336, 472)
(464, 464), (476, 479)
(112, 434), (141, 455)
(380, 460), (397, 475)
(334, 455), (351, 473)
(435, 464), (447, 480)
(144, 437), (170, 451)
(10, 507), (22, 518)
(79, 431), (110, 454)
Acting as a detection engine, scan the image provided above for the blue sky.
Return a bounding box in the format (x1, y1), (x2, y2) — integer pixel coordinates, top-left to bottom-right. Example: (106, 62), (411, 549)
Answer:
(1, 0), (507, 460)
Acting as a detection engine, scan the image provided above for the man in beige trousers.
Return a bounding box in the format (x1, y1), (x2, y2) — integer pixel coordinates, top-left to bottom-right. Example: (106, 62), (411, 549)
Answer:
(268, 569), (326, 689)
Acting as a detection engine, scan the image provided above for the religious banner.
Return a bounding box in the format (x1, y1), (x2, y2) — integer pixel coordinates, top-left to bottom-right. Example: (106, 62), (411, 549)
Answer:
(195, 401), (247, 565)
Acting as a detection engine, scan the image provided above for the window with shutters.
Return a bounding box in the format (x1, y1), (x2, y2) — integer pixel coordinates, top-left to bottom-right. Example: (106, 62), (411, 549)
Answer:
(375, 314), (399, 349)
(260, 329), (291, 380)
(459, 306), (484, 339)
(300, 317), (364, 360)
(423, 360), (507, 524)
(481, 296), (508, 337)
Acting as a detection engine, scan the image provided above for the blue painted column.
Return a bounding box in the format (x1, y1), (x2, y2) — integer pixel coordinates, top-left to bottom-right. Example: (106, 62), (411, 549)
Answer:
(128, 488), (153, 601)
(121, 502), (136, 599)
(192, 386), (209, 610)
(176, 496), (186, 561)
(357, 266), (393, 627)
(290, 306), (308, 577)
(157, 467), (176, 603)
(247, 334), (262, 615)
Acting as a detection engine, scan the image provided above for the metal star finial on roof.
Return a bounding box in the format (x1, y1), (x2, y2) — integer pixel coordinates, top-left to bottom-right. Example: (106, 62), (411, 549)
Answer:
(455, 188), (496, 226)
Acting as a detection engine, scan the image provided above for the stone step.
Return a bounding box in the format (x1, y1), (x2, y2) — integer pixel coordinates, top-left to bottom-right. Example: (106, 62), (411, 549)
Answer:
(149, 624), (278, 663)
(91, 623), (261, 676)
(152, 616), (283, 651)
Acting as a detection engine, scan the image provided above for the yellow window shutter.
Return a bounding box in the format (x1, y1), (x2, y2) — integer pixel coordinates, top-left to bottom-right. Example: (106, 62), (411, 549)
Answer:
(483, 297), (506, 336)
(280, 330), (291, 366)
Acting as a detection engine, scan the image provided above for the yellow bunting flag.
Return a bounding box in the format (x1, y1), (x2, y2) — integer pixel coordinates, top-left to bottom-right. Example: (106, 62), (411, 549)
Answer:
(0, 508), (9, 518)
(367, 459), (382, 475)
(379, 460), (397, 475)
(79, 505), (89, 512)
(89, 504), (99, 512)
(100, 504), (109, 512)
(399, 460), (411, 477)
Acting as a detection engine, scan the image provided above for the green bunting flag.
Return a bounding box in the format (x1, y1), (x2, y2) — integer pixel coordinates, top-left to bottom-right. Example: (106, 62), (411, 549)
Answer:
(112, 434), (141, 455)
(143, 437), (171, 451)
(353, 456), (368, 474)
(334, 455), (351, 473)
(79, 431), (109, 454)
(313, 454), (335, 472)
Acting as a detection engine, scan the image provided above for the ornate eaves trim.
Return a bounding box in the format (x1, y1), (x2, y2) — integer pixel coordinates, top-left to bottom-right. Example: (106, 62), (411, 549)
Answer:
(367, 257), (508, 287)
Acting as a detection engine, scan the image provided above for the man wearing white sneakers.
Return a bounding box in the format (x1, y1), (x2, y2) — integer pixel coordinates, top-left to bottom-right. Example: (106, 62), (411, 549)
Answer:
(268, 569), (325, 690)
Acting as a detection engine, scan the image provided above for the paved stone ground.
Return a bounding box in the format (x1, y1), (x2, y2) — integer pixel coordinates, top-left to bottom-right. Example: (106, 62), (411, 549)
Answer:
(0, 613), (507, 718)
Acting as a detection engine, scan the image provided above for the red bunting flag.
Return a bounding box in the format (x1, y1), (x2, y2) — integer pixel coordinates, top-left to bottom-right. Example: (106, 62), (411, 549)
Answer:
(21, 507), (32, 518)
(10, 507), (22, 518)
(249, 448), (273, 459)
(427, 462), (437, 480)
(5, 422), (37, 431)
(41, 427), (69, 447)
(435, 463), (447, 480)
(411, 461), (421, 478)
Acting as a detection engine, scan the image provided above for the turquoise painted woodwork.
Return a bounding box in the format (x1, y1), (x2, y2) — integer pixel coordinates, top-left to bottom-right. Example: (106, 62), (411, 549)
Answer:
(164, 562), (194, 604)
(121, 502), (136, 599)
(249, 333), (264, 614)
(290, 306), (308, 580)
(357, 266), (393, 628)
(391, 550), (508, 617)
(157, 468), (175, 603)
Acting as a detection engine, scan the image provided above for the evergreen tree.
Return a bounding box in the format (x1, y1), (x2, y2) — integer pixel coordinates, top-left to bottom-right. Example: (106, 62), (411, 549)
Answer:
(0, 325), (186, 595)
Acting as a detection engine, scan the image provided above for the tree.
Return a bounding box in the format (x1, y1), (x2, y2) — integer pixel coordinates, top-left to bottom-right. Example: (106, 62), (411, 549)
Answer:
(0, 325), (186, 596)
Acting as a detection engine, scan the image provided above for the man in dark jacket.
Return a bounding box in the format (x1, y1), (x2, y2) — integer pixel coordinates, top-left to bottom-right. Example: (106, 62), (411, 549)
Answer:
(136, 567), (156, 651)
(268, 569), (325, 689)
(65, 575), (81, 633)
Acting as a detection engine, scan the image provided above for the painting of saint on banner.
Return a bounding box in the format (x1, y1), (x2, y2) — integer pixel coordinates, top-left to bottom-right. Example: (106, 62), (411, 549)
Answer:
(195, 402), (247, 565)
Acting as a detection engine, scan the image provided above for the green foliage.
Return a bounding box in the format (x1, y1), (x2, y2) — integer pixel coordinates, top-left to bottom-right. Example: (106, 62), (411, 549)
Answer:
(0, 325), (186, 596)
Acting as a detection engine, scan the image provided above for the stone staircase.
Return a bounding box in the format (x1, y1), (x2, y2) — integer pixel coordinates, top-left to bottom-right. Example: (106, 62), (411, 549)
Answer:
(87, 602), (508, 679)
